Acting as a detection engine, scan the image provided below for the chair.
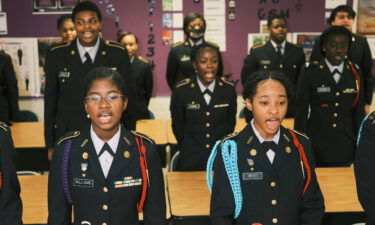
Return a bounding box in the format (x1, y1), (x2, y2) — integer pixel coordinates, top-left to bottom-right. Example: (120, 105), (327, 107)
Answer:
(238, 108), (245, 118)
(169, 151), (180, 172)
(148, 109), (155, 119)
(19, 110), (38, 122)
(17, 170), (41, 176)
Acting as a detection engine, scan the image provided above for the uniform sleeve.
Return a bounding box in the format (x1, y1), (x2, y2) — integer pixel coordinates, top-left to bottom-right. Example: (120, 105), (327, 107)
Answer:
(226, 87), (237, 134)
(143, 142), (166, 225)
(309, 38), (323, 62)
(144, 63), (153, 106)
(210, 145), (235, 225)
(352, 68), (366, 133)
(216, 47), (224, 77)
(0, 129), (22, 225)
(3, 55), (19, 122)
(47, 142), (72, 225)
(355, 115), (375, 225)
(360, 38), (374, 105)
(299, 138), (325, 225)
(166, 48), (179, 90)
(240, 51), (257, 87)
(170, 89), (185, 145)
(44, 50), (59, 148)
(294, 68), (310, 133)
(118, 48), (137, 131)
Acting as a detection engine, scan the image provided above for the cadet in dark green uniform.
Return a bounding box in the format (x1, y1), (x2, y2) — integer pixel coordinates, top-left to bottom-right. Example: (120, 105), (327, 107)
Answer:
(0, 122), (22, 225)
(170, 43), (236, 171)
(118, 31), (153, 120)
(241, 15), (305, 118)
(310, 5), (373, 114)
(48, 67), (166, 225)
(295, 26), (365, 166)
(207, 70), (324, 225)
(166, 12), (223, 90)
(44, 1), (136, 160)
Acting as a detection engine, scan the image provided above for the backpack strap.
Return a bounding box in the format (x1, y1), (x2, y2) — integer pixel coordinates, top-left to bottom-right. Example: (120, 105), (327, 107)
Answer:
(134, 135), (149, 213)
(348, 61), (361, 108)
(287, 129), (311, 195)
(62, 139), (74, 204)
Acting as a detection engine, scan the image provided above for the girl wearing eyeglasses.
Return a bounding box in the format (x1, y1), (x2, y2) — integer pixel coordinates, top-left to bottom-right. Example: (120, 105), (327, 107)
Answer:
(48, 67), (166, 225)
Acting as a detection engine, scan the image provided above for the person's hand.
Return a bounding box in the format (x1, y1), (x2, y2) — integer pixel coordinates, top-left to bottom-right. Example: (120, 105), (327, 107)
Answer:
(48, 148), (54, 162)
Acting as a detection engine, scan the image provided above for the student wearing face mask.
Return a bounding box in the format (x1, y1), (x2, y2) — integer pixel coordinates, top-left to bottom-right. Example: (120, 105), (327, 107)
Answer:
(295, 26), (365, 166)
(166, 12), (223, 90)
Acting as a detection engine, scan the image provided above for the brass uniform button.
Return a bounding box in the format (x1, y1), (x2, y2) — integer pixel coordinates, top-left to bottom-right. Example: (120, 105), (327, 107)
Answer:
(250, 149), (257, 156)
(336, 92), (340, 96)
(335, 102), (339, 107)
(103, 187), (109, 192)
(271, 181), (276, 187)
(102, 223), (107, 225)
(272, 218), (278, 223)
(102, 51), (106, 55)
(82, 152), (89, 160)
(206, 134), (210, 138)
(62, 79), (65, 83)
(271, 200), (277, 205)
(206, 112), (210, 116)
(285, 146), (291, 153)
(205, 144), (210, 148)
(206, 123), (210, 127)
(333, 123), (337, 128)
(333, 113), (338, 117)
(279, 64), (283, 69)
(124, 151), (130, 158)
(102, 204), (108, 210)
(54, 124), (58, 128)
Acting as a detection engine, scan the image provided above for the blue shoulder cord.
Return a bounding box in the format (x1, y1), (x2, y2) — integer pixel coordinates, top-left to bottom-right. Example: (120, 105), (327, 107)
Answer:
(357, 113), (370, 146)
(206, 140), (243, 219)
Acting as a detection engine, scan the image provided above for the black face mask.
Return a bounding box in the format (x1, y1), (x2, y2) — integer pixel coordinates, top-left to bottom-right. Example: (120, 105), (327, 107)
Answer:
(187, 27), (205, 40)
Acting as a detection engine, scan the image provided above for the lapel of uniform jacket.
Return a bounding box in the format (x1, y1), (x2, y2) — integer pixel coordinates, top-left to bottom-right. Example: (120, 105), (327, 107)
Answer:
(282, 42), (292, 62)
(65, 39), (83, 72)
(93, 39), (112, 67)
(321, 59), (339, 87)
(208, 77), (222, 107)
(80, 128), (107, 185)
(242, 124), (275, 175)
(191, 76), (208, 107)
(272, 127), (294, 170)
(106, 127), (134, 181)
(265, 41), (280, 64)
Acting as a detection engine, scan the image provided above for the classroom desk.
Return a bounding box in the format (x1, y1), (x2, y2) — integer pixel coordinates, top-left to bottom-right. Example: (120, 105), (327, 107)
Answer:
(166, 120), (177, 144)
(10, 122), (45, 148)
(19, 174), (171, 224)
(166, 167), (363, 219)
(136, 119), (168, 145)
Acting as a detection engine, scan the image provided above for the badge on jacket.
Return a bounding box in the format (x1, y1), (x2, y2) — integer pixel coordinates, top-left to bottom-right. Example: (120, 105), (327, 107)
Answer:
(187, 103), (200, 109)
(58, 71), (70, 78)
(243, 172), (263, 180)
(73, 178), (94, 187)
(317, 87), (330, 93)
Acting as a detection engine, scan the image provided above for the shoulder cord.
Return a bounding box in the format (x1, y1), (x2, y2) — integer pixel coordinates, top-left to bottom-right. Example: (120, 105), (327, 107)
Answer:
(287, 130), (311, 195)
(62, 139), (74, 204)
(134, 135), (149, 213)
(356, 113), (371, 146)
(206, 140), (243, 219)
(0, 172), (2, 191)
(348, 61), (361, 108)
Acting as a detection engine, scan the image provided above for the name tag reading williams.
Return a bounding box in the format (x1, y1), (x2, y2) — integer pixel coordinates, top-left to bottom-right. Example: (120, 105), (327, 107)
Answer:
(187, 103), (200, 110)
(260, 60), (270, 65)
(243, 172), (263, 180)
(73, 178), (94, 188)
(317, 87), (330, 93)
(58, 71), (70, 78)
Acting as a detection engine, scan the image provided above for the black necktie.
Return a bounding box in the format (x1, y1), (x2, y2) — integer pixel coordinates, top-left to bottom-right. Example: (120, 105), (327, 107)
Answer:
(262, 141), (277, 151)
(332, 69), (342, 75)
(98, 143), (115, 157)
(84, 52), (92, 65)
(276, 45), (282, 59)
(203, 89), (212, 96)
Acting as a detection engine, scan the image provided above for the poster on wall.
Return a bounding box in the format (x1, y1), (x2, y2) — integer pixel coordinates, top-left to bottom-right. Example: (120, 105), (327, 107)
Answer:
(366, 37), (375, 59)
(32, 0), (80, 14)
(356, 0), (375, 35)
(0, 38), (40, 97)
(0, 12), (7, 35)
(204, 0), (226, 51)
(292, 33), (320, 61)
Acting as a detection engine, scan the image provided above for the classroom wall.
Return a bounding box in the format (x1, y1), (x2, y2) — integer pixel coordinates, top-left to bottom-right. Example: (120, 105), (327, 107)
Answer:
(2, 0), (356, 96)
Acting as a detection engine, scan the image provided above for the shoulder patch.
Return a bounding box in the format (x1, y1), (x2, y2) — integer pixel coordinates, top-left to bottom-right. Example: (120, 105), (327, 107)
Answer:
(138, 56), (149, 63)
(172, 41), (184, 48)
(0, 121), (8, 132)
(220, 77), (235, 86)
(290, 129), (309, 140)
(252, 42), (266, 49)
(175, 78), (191, 88)
(131, 130), (155, 144)
(50, 41), (71, 51)
(220, 132), (239, 146)
(104, 40), (125, 50)
(57, 131), (80, 145)
(206, 41), (219, 48)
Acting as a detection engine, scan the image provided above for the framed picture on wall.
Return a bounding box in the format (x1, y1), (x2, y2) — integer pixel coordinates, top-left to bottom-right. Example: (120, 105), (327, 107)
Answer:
(356, 0), (375, 35)
(33, 0), (81, 14)
(292, 32), (320, 62)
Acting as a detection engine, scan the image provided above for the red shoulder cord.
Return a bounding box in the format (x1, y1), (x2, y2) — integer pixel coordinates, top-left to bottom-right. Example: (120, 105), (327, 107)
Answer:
(288, 130), (311, 195)
(134, 136), (149, 213)
(348, 61), (361, 108)
(0, 172), (2, 190)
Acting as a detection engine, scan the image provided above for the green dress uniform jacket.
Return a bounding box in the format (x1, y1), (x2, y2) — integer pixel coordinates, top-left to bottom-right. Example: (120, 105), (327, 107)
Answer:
(44, 38), (137, 148)
(310, 33), (374, 105)
(48, 126), (166, 225)
(166, 40), (223, 90)
(210, 125), (324, 225)
(295, 60), (365, 164)
(0, 123), (22, 225)
(355, 111), (375, 225)
(170, 76), (237, 171)
(131, 56), (153, 120)
(241, 41), (306, 118)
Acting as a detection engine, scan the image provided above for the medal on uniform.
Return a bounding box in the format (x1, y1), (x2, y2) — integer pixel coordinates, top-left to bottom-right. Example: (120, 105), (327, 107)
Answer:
(247, 158), (255, 171)
(81, 163), (88, 172)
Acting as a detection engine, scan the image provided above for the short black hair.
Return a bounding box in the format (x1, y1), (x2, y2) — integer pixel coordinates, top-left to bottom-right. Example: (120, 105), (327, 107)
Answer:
(84, 67), (127, 98)
(57, 14), (73, 30)
(117, 31), (138, 44)
(183, 12), (206, 35)
(328, 5), (356, 25)
(319, 25), (352, 55)
(190, 43), (219, 64)
(267, 14), (287, 27)
(243, 70), (293, 101)
(72, 1), (102, 22)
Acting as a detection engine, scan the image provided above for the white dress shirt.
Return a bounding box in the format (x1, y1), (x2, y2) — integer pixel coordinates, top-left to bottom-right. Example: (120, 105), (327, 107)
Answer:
(77, 37), (100, 64)
(197, 76), (216, 105)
